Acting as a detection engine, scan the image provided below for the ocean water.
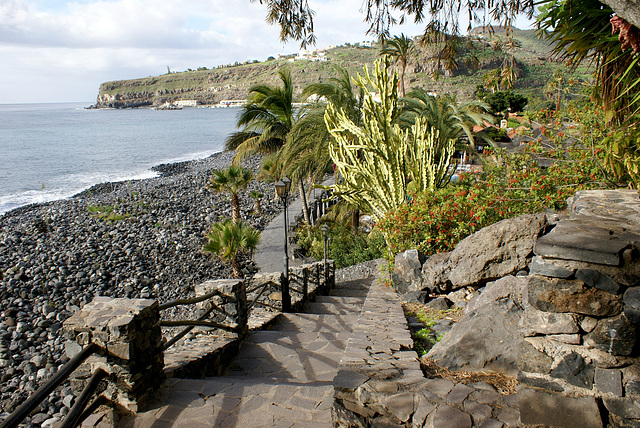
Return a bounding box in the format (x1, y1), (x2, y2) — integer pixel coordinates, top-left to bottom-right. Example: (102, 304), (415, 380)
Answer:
(0, 103), (238, 215)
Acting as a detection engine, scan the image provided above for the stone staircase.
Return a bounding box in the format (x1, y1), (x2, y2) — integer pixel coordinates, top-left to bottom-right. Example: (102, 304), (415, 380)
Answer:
(119, 277), (373, 427)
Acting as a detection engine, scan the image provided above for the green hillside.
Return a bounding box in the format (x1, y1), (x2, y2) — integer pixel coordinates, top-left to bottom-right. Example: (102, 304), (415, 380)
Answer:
(94, 29), (592, 109)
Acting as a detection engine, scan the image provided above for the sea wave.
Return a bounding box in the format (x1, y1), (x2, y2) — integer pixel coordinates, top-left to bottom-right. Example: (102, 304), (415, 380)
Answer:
(0, 169), (159, 215)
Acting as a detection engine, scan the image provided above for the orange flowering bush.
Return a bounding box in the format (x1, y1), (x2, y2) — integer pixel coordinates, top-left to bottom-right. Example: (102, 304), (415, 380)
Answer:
(378, 125), (611, 257)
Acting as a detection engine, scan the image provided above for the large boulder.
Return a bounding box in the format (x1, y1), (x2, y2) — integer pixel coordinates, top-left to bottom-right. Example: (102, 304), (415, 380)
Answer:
(426, 276), (527, 376)
(420, 213), (548, 293)
(392, 249), (425, 294)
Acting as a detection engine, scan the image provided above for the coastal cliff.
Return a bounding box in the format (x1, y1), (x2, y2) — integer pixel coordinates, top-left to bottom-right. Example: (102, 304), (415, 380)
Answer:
(92, 29), (565, 109)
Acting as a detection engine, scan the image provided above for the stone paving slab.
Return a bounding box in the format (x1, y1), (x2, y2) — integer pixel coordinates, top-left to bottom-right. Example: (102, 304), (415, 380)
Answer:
(119, 378), (334, 428)
(120, 278), (373, 427)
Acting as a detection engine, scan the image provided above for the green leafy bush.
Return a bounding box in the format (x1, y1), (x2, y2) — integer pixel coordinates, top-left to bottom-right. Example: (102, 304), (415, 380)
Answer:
(479, 89), (528, 115)
(378, 129), (609, 256)
(296, 223), (385, 269)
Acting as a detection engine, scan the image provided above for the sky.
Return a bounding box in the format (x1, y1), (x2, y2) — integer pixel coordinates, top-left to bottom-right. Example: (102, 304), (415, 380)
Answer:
(0, 0), (534, 104)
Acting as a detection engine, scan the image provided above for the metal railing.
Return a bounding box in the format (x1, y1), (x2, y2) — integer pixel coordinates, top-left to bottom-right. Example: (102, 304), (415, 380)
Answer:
(0, 343), (103, 428)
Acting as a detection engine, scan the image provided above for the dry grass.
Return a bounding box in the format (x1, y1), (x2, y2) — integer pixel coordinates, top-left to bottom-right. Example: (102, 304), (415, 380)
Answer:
(420, 357), (519, 395)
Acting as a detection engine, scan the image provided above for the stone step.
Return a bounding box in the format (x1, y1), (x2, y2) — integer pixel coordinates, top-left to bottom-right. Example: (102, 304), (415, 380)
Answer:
(305, 302), (361, 315)
(225, 329), (351, 382)
(314, 295), (364, 305)
(275, 313), (360, 333)
(329, 288), (369, 298)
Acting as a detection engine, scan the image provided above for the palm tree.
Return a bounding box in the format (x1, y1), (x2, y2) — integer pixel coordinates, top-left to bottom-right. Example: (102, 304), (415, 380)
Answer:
(225, 67), (296, 162)
(380, 34), (415, 97)
(225, 67), (315, 225)
(280, 66), (364, 188)
(203, 220), (261, 279)
(249, 191), (264, 215)
(279, 66), (365, 229)
(400, 88), (491, 149)
(209, 166), (254, 224)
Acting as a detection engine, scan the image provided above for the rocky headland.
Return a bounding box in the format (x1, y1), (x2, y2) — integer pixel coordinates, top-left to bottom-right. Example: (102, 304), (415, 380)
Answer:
(0, 152), (281, 420)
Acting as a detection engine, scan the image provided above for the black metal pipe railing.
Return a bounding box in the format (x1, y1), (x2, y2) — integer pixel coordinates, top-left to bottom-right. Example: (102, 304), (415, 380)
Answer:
(0, 343), (99, 428)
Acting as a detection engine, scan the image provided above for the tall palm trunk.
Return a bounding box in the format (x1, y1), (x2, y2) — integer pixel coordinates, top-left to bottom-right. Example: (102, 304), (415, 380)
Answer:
(231, 194), (241, 224)
(231, 257), (244, 279)
(298, 178), (311, 226)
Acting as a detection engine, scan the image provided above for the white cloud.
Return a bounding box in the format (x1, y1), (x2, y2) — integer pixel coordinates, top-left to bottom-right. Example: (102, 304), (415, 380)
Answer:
(0, 0), (533, 103)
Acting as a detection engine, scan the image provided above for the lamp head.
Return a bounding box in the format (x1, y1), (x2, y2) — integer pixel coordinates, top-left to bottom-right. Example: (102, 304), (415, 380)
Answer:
(275, 180), (286, 198)
(282, 176), (292, 193)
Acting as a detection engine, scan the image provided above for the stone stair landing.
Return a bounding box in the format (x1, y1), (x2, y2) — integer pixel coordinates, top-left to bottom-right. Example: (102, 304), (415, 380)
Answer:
(119, 277), (373, 427)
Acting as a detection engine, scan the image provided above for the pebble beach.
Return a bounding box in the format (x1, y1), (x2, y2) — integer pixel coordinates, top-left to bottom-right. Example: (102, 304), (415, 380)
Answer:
(0, 151), (283, 422)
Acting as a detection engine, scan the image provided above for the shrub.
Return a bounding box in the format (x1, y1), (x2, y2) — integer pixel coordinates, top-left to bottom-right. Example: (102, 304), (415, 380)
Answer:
(480, 90), (528, 115)
(378, 130), (609, 256)
(296, 223), (385, 269)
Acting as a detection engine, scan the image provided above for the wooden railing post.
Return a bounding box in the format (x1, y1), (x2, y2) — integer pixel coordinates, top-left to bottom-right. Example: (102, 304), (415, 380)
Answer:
(235, 279), (249, 338)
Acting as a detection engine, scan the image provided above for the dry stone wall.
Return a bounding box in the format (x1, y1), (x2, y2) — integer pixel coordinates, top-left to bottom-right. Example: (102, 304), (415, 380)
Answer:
(393, 189), (640, 427)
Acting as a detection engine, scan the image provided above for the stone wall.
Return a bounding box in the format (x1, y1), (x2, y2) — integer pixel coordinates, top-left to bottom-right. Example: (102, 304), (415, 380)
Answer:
(63, 297), (164, 413)
(62, 260), (335, 413)
(391, 189), (640, 427)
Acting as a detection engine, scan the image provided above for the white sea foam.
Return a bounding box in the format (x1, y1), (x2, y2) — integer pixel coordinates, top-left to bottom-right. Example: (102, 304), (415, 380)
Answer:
(0, 102), (234, 216)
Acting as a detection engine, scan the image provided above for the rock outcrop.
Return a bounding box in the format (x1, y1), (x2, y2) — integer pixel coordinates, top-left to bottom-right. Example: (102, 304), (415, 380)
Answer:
(395, 212), (548, 296)
(416, 189), (640, 427)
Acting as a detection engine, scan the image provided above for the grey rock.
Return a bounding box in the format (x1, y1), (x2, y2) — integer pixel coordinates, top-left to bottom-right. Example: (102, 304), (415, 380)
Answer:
(463, 400), (493, 425)
(420, 213), (546, 293)
(424, 404), (472, 428)
(518, 340), (552, 374)
(624, 287), (640, 325)
(529, 255), (574, 278)
(427, 297), (523, 376)
(580, 316), (598, 333)
(534, 218), (631, 266)
(584, 313), (637, 356)
(527, 275), (623, 317)
(548, 333), (581, 344)
(446, 383), (474, 405)
(424, 297), (452, 311)
(595, 368), (623, 396)
(575, 268), (620, 294)
(604, 397), (640, 419)
(549, 352), (594, 389)
(465, 276), (526, 315)
(422, 378), (454, 398)
(421, 252), (452, 293)
(518, 306), (578, 336)
(477, 420), (505, 428)
(518, 387), (602, 428)
(392, 249), (425, 294)
(626, 380), (640, 397)
(518, 373), (564, 392)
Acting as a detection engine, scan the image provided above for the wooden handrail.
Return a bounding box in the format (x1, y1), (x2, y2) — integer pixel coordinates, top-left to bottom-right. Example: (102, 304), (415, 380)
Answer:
(0, 343), (99, 428)
(159, 289), (234, 311)
(59, 368), (107, 428)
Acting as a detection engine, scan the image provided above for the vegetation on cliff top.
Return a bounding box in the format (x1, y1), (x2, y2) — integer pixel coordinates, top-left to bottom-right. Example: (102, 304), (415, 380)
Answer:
(95, 29), (590, 109)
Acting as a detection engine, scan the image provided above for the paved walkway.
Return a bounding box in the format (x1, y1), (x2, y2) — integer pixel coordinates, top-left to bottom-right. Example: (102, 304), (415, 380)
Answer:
(253, 194), (302, 274)
(119, 278), (372, 427)
(254, 180), (333, 274)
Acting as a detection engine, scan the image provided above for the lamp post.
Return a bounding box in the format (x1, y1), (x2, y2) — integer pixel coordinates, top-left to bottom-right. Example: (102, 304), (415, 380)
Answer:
(321, 224), (329, 288)
(275, 177), (292, 312)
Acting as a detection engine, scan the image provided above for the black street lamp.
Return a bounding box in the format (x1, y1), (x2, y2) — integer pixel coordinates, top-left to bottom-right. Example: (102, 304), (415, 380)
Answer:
(275, 177), (292, 312)
(321, 224), (329, 288)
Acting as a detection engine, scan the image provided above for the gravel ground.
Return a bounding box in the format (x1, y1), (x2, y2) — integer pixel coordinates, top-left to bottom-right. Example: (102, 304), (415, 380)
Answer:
(0, 152), (282, 424)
